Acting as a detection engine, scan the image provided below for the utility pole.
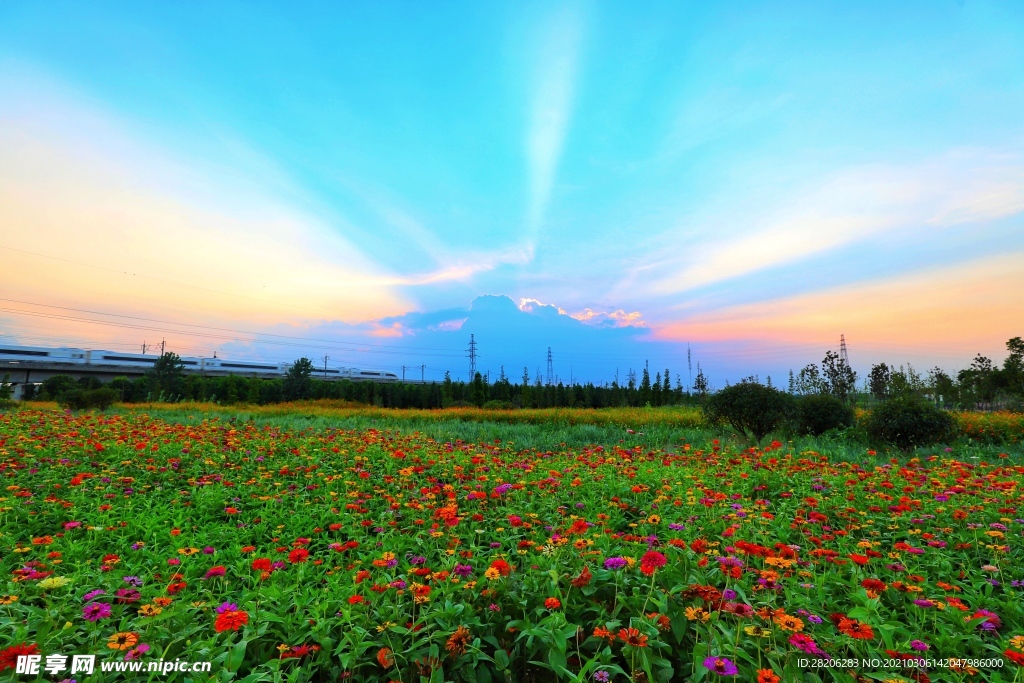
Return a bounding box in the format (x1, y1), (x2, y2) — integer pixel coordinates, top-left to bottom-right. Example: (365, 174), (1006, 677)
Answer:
(401, 365), (407, 382)
(419, 364), (426, 382)
(546, 347), (554, 386)
(687, 344), (692, 395)
(141, 341), (148, 354)
(467, 334), (477, 379)
(322, 355), (330, 379)
(160, 338), (165, 355)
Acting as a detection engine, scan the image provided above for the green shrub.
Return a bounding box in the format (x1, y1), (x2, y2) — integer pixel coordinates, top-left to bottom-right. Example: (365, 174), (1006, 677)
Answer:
(865, 396), (957, 450)
(57, 387), (119, 411)
(482, 400), (515, 410)
(795, 394), (855, 435)
(703, 381), (796, 444)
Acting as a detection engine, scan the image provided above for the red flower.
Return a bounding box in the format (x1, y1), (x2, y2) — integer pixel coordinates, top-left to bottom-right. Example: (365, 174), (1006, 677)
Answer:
(252, 558), (272, 572)
(348, 595), (366, 605)
(640, 551), (667, 575)
(288, 548), (310, 564)
(214, 610), (249, 633)
(544, 597), (561, 609)
(1, 643), (39, 671)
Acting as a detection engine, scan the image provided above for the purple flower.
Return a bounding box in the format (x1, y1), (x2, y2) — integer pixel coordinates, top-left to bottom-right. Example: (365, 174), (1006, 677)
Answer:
(604, 557), (627, 570)
(494, 483), (512, 495)
(910, 640), (928, 651)
(115, 588), (141, 603)
(216, 602), (238, 614)
(594, 671), (610, 683)
(122, 576), (143, 587)
(82, 602), (112, 621)
(913, 599), (934, 608)
(202, 546), (216, 555)
(488, 603), (500, 612)
(722, 589), (737, 600)
(668, 523), (685, 531)
(454, 564), (473, 578)
(82, 589), (106, 602)
(703, 656), (739, 676)
(807, 615), (823, 624)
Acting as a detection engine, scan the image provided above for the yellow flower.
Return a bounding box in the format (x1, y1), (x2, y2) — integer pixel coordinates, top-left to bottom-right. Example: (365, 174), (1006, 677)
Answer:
(178, 547), (200, 556)
(38, 576), (70, 590)
(684, 607), (710, 622)
(1009, 635), (1024, 651)
(0, 595), (18, 605)
(484, 568), (501, 580)
(139, 604), (163, 617)
(744, 625), (771, 638)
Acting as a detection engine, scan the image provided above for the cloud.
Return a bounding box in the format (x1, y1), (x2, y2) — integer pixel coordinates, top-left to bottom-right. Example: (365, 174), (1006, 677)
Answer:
(525, 5), (585, 241)
(570, 308), (647, 328)
(0, 71), (413, 341)
(653, 252), (1024, 363)
(636, 149), (1024, 297)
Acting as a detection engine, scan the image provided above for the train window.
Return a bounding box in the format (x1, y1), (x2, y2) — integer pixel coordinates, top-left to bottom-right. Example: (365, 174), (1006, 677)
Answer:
(0, 348), (49, 356)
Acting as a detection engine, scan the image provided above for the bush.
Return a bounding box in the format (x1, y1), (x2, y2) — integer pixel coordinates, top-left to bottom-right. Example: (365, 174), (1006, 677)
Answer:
(703, 382), (796, 444)
(57, 387), (119, 411)
(795, 394), (855, 436)
(482, 400), (515, 410)
(865, 396), (957, 450)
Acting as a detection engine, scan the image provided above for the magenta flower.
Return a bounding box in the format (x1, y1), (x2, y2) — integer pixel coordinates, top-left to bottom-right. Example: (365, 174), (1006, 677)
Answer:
(703, 656), (738, 676)
(82, 602), (112, 621)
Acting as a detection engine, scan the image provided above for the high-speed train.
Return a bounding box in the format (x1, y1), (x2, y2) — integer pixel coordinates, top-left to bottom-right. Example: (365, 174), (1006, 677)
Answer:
(0, 345), (399, 381)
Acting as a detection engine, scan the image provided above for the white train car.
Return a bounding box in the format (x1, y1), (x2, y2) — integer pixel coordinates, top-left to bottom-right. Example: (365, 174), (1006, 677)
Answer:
(0, 345), (87, 363)
(87, 350), (203, 370)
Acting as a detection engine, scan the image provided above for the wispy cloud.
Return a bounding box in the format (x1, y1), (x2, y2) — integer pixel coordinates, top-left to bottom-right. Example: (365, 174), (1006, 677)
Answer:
(653, 252), (1024, 360)
(525, 5), (586, 241)
(633, 149), (1024, 297)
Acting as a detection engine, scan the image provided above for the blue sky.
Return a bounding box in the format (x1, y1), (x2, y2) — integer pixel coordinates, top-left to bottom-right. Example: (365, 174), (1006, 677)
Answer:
(1, 1), (1022, 384)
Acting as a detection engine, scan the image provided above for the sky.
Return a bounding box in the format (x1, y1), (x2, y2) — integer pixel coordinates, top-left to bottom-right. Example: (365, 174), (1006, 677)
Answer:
(1, 1), (1023, 386)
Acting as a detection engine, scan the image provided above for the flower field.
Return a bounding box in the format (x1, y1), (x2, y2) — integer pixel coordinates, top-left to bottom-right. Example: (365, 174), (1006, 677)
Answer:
(3, 408), (1024, 682)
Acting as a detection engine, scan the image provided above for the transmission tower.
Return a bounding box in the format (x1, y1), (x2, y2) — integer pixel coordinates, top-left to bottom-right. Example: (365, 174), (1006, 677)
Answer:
(467, 334), (477, 379)
(839, 334), (850, 366)
(546, 347), (554, 386)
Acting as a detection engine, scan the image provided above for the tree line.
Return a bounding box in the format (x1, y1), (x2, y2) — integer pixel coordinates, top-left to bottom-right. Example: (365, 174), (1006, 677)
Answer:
(25, 355), (702, 409)
(19, 335), (1022, 411)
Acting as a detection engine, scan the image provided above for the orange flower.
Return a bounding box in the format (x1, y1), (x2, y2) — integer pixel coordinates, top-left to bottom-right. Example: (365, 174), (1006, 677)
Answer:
(544, 597), (561, 610)
(617, 628), (648, 648)
(757, 669), (781, 683)
(445, 626), (471, 657)
(377, 647), (395, 668)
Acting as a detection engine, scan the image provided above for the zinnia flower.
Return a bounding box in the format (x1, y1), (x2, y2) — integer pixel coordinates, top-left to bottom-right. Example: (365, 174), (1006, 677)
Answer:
(214, 610), (249, 633)
(107, 632), (139, 651)
(83, 602), (113, 621)
(703, 657), (739, 676)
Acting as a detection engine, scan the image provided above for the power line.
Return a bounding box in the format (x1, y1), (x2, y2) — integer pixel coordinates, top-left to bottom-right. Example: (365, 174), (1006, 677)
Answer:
(546, 347), (554, 386)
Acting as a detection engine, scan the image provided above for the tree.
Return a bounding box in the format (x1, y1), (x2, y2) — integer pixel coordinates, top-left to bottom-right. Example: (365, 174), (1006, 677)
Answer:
(1003, 337), (1024, 397)
(283, 357), (314, 401)
(703, 379), (796, 444)
(794, 364), (824, 395)
(692, 364), (709, 397)
(868, 363), (891, 400)
(149, 352), (186, 399)
(821, 350), (857, 402)
(0, 372), (12, 404)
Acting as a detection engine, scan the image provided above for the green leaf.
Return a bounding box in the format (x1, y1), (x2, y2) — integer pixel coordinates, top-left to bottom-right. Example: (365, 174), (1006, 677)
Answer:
(225, 639), (248, 672)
